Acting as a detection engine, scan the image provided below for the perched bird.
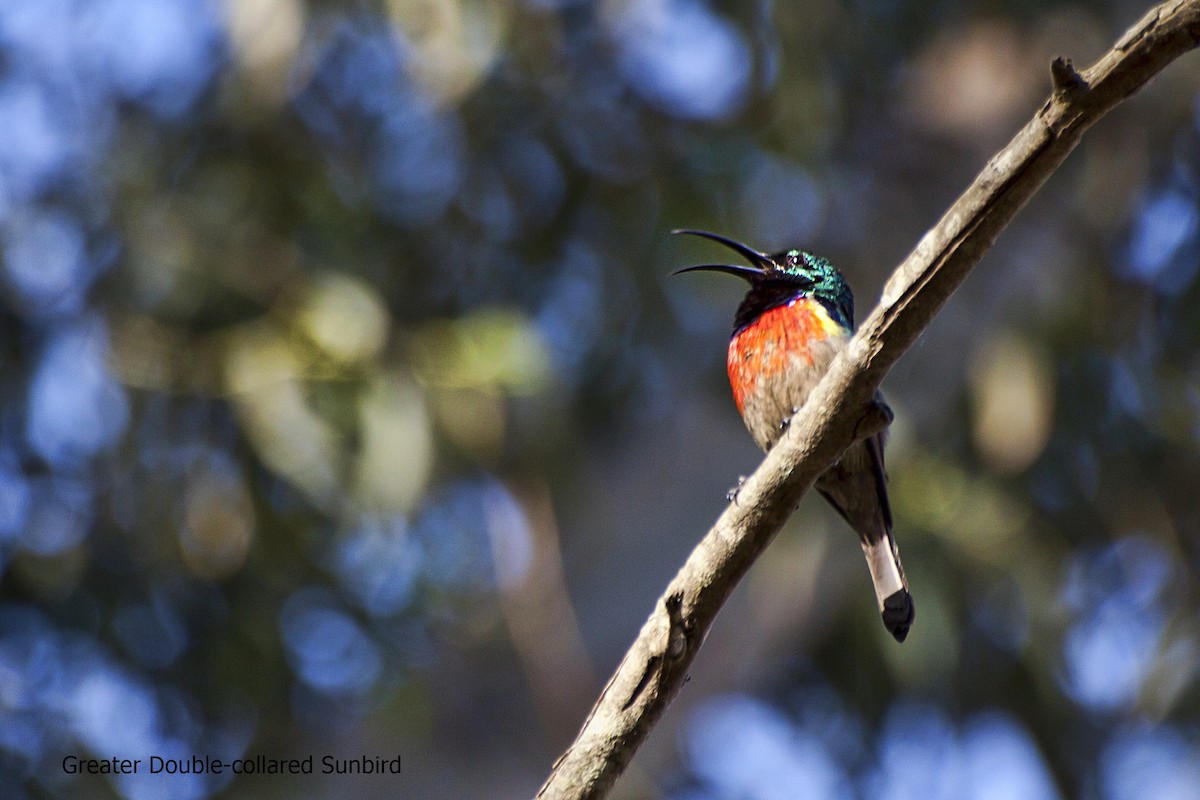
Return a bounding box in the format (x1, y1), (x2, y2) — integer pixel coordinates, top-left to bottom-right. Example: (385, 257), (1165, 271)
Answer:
(674, 229), (914, 642)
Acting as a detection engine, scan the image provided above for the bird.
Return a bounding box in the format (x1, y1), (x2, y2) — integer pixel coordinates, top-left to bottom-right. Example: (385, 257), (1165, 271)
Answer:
(673, 229), (915, 642)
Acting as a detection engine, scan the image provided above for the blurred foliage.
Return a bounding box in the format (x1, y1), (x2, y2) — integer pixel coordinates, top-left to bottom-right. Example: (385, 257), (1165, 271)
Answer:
(1, 0), (1199, 798)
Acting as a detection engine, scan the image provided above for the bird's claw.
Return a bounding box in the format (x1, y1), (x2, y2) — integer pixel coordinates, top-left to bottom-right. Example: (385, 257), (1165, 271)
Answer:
(870, 398), (894, 426)
(856, 397), (895, 441)
(726, 475), (747, 503)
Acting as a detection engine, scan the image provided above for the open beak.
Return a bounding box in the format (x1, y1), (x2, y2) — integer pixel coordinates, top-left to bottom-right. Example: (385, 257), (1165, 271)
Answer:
(671, 262), (767, 281)
(671, 229), (774, 281)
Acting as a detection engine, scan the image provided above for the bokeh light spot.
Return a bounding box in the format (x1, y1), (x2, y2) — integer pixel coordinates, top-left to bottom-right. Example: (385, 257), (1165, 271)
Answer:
(333, 516), (421, 617)
(3, 209), (92, 317)
(1059, 538), (1172, 712)
(610, 0), (751, 121)
(1124, 188), (1199, 293)
(79, 0), (223, 117)
(1102, 725), (1200, 800)
(26, 319), (129, 468)
(685, 693), (852, 800)
(411, 308), (552, 394)
(353, 371), (433, 513)
(280, 589), (383, 696)
(970, 333), (1055, 474)
(961, 712), (1060, 800)
(296, 271), (390, 364)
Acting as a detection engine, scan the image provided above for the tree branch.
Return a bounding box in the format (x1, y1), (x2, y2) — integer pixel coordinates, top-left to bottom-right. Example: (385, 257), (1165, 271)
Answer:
(536, 2), (1200, 797)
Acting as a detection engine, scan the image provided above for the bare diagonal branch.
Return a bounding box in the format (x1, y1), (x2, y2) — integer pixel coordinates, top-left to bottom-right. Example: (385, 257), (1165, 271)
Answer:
(537, 2), (1200, 797)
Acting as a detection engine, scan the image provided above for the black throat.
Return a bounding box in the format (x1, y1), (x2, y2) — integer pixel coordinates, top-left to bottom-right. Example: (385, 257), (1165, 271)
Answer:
(732, 281), (810, 335)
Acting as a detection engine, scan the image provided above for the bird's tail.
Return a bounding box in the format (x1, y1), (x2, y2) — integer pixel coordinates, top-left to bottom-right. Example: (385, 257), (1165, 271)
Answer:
(816, 430), (915, 642)
(862, 533), (914, 642)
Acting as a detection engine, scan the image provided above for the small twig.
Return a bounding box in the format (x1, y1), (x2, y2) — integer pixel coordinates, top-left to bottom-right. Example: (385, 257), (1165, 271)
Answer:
(1051, 56), (1088, 93)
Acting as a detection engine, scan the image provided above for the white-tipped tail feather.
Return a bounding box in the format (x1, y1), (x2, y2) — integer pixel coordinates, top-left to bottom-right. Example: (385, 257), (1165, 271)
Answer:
(862, 535), (914, 642)
(864, 538), (905, 602)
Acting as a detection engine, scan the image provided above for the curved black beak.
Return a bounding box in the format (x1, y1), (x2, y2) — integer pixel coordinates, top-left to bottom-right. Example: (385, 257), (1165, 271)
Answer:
(671, 229), (775, 272)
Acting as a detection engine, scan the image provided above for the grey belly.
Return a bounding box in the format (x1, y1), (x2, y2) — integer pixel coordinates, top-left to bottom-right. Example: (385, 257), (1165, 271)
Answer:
(740, 337), (845, 451)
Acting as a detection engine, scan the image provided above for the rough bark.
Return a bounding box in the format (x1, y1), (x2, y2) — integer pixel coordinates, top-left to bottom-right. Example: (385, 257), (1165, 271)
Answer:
(537, 2), (1200, 797)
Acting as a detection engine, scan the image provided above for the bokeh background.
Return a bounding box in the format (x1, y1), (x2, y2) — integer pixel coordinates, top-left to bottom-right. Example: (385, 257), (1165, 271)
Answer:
(2, 0), (1199, 798)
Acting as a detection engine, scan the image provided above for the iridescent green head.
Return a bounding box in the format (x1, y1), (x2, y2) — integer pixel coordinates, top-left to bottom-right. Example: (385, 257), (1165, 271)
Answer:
(672, 229), (855, 330)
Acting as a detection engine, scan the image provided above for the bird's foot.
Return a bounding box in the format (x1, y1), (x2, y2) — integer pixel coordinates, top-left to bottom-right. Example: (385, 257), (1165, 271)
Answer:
(870, 398), (894, 426)
(726, 475), (747, 503)
(855, 397), (894, 442)
(778, 406), (800, 434)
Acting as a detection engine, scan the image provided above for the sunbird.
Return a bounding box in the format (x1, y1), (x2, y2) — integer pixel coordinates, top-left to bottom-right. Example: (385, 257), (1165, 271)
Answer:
(675, 229), (914, 641)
